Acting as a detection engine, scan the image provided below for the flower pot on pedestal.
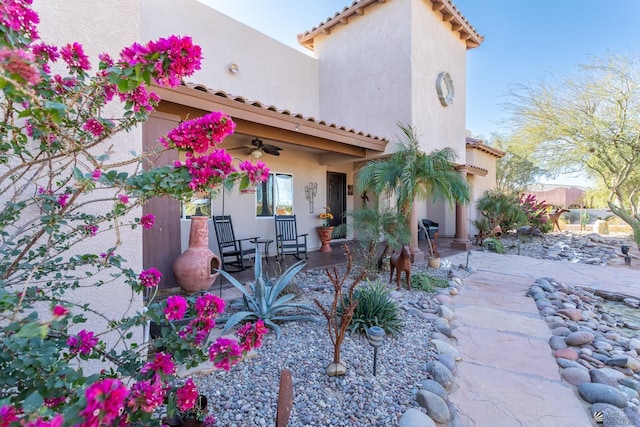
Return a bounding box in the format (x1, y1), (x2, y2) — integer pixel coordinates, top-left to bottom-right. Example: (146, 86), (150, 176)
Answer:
(317, 226), (334, 252)
(173, 216), (220, 294)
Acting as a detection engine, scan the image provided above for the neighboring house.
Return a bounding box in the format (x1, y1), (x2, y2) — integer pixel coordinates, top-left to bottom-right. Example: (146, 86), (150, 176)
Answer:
(35, 0), (499, 292)
(526, 184), (586, 209)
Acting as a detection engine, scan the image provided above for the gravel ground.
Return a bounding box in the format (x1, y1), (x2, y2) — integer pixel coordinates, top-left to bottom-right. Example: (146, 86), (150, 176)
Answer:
(194, 265), (451, 427)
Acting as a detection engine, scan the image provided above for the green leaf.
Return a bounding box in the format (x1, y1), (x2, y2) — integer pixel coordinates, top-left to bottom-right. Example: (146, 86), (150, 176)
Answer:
(22, 390), (44, 412)
(16, 322), (49, 339)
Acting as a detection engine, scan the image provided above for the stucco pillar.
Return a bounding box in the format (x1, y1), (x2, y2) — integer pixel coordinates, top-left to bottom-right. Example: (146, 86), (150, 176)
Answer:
(451, 170), (472, 250)
(451, 201), (472, 250)
(410, 205), (424, 263)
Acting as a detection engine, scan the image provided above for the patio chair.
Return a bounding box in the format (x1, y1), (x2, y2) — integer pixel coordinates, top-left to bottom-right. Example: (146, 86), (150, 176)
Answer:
(213, 215), (258, 272)
(420, 219), (439, 240)
(274, 215), (308, 261)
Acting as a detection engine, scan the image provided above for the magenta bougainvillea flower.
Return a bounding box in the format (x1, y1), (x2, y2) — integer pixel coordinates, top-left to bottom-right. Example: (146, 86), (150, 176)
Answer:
(66, 329), (98, 355)
(160, 111), (236, 153)
(52, 305), (69, 317)
(60, 42), (90, 71)
(22, 414), (64, 427)
(141, 352), (176, 376)
(57, 193), (70, 208)
(0, 0), (40, 40)
(83, 224), (98, 237)
(0, 404), (19, 426)
(175, 377), (198, 412)
(0, 47), (40, 84)
(140, 214), (155, 229)
(208, 337), (243, 371)
(84, 119), (105, 137)
(127, 377), (166, 413)
(164, 295), (188, 321)
(194, 293), (225, 319)
(138, 267), (162, 288)
(80, 378), (129, 426)
(117, 193), (129, 204)
(237, 319), (268, 352)
(238, 160), (270, 184)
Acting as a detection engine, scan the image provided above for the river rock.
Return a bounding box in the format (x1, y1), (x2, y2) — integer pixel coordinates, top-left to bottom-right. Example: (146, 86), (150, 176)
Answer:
(558, 308), (583, 321)
(549, 335), (567, 350)
(434, 317), (453, 337)
(555, 348), (579, 360)
(437, 353), (457, 375)
(416, 390), (451, 424)
(590, 369), (620, 387)
(438, 305), (455, 321)
(420, 379), (448, 400)
(399, 408), (436, 427)
(431, 339), (461, 361)
(566, 331), (595, 346)
(561, 367), (591, 386)
(578, 383), (628, 408)
(426, 360), (454, 390)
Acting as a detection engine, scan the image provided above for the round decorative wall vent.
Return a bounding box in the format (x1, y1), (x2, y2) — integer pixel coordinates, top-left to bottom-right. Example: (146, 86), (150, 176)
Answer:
(436, 71), (455, 107)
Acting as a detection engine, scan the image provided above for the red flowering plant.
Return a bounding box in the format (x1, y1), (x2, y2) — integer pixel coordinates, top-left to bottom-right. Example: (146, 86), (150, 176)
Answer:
(0, 1), (269, 425)
(519, 194), (552, 233)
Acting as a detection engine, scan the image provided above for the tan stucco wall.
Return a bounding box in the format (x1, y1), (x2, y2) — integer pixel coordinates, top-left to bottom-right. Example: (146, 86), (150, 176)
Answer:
(32, 0), (145, 372)
(410, 0), (468, 159)
(314, 0), (412, 144)
(140, 0), (320, 118)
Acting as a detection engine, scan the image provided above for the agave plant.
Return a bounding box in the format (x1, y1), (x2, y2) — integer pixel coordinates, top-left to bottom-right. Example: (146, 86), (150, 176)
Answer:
(217, 244), (318, 338)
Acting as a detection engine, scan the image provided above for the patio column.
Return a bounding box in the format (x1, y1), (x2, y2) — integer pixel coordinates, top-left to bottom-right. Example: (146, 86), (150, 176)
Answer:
(410, 205), (424, 263)
(451, 169), (472, 250)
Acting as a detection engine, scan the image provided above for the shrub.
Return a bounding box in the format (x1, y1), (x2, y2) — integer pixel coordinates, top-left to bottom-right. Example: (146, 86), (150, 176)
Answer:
(411, 272), (450, 293)
(217, 245), (318, 339)
(341, 280), (404, 337)
(483, 237), (506, 254)
(0, 3), (269, 424)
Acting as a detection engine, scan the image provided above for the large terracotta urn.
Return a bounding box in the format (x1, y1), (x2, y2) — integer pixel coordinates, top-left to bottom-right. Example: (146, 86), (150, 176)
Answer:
(317, 226), (334, 253)
(173, 216), (220, 294)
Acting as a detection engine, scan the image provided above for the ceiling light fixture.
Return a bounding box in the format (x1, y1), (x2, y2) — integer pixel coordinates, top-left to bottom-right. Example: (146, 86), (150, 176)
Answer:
(251, 149), (263, 159)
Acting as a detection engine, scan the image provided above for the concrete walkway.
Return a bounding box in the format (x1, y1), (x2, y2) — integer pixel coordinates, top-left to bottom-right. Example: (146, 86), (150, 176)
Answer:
(444, 250), (640, 427)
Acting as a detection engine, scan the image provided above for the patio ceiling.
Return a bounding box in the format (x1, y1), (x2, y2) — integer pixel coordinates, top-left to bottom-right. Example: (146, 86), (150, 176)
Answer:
(151, 83), (388, 163)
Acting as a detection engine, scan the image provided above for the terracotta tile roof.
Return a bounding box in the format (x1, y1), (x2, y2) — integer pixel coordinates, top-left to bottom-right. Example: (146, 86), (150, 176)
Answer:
(466, 137), (505, 158)
(183, 82), (388, 145)
(298, 0), (483, 51)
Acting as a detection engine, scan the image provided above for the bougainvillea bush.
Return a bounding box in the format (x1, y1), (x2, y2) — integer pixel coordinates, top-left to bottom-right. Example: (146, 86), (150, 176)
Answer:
(0, 1), (269, 425)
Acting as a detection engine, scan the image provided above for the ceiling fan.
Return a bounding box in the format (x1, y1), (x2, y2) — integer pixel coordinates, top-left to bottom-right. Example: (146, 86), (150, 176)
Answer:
(229, 138), (283, 158)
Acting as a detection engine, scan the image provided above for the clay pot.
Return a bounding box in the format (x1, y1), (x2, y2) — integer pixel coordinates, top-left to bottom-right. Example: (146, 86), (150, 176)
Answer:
(428, 256), (441, 269)
(317, 226), (334, 252)
(173, 216), (220, 294)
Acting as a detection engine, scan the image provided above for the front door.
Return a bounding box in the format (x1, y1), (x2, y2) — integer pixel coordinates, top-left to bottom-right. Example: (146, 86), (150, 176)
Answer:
(326, 172), (346, 238)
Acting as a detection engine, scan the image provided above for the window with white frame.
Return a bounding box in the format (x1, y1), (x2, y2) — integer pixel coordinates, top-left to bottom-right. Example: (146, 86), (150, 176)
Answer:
(256, 173), (293, 217)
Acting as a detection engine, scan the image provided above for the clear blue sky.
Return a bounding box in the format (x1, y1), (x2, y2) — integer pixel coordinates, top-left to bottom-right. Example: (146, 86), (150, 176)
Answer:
(198, 0), (639, 185)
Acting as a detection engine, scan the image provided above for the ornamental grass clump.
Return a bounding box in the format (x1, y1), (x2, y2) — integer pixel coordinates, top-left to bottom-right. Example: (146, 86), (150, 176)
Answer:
(411, 272), (450, 293)
(0, 2), (270, 424)
(341, 279), (404, 337)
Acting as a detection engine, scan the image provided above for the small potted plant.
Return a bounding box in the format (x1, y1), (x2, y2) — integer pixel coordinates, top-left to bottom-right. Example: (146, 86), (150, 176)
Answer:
(164, 379), (216, 427)
(317, 206), (335, 252)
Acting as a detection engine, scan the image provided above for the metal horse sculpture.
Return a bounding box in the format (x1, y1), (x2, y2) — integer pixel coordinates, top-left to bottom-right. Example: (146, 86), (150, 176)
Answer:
(389, 245), (411, 290)
(547, 208), (570, 231)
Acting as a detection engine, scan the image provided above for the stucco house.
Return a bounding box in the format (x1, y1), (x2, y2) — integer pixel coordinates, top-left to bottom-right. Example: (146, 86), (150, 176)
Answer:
(34, 0), (503, 293)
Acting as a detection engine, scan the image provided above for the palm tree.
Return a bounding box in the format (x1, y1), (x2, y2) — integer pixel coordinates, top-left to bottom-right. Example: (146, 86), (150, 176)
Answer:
(355, 123), (470, 259)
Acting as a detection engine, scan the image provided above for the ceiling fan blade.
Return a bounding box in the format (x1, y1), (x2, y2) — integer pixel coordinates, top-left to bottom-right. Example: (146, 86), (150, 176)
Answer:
(261, 145), (281, 156)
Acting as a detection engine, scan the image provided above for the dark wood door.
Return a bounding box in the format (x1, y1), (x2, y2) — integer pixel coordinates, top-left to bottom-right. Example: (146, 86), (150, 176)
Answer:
(143, 112), (181, 292)
(326, 172), (346, 238)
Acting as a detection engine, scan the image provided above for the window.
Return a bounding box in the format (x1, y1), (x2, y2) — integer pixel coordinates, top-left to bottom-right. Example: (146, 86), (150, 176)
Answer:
(256, 173), (293, 217)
